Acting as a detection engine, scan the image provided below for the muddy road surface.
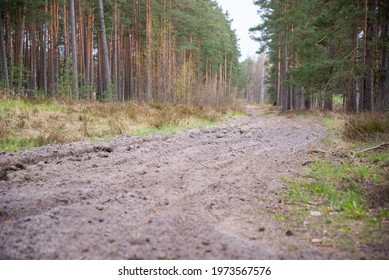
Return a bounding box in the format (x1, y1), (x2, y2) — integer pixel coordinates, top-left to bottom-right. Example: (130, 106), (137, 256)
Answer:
(0, 109), (343, 259)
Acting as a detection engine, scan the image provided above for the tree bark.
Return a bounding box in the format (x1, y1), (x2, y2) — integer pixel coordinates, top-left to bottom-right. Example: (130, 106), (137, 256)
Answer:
(382, 0), (389, 110)
(361, 0), (375, 111)
(346, 26), (358, 114)
(98, 0), (111, 96)
(146, 0), (152, 102)
(324, 44), (335, 111)
(0, 9), (9, 90)
(69, 0), (79, 99)
(17, 6), (26, 91)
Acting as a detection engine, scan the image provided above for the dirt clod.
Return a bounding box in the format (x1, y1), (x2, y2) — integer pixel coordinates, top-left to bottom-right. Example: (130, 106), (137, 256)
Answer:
(0, 169), (8, 181)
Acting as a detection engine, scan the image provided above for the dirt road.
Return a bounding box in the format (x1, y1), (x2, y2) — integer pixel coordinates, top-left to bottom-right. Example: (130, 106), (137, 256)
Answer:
(0, 109), (340, 259)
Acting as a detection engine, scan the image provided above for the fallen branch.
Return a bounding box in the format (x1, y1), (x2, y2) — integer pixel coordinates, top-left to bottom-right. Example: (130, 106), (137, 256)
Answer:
(354, 143), (389, 156)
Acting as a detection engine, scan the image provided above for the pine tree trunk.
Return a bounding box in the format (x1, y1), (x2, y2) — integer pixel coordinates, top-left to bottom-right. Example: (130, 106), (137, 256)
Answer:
(5, 6), (13, 87)
(134, 0), (141, 101)
(281, 26), (289, 112)
(30, 23), (37, 91)
(70, 0), (79, 99)
(361, 0), (375, 111)
(43, 4), (48, 95)
(146, 0), (152, 102)
(98, 0), (111, 95)
(276, 44), (281, 106)
(382, 0), (389, 109)
(87, 2), (94, 98)
(113, 1), (119, 100)
(346, 24), (358, 114)
(63, 2), (70, 65)
(17, 7), (25, 90)
(324, 44), (335, 111)
(0, 9), (9, 90)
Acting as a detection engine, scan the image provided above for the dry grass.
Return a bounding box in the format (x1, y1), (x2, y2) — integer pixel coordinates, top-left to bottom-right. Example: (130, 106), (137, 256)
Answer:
(0, 94), (234, 152)
(344, 113), (389, 141)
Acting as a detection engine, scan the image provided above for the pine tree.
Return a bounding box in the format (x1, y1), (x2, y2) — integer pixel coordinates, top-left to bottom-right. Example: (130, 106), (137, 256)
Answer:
(251, 0), (389, 113)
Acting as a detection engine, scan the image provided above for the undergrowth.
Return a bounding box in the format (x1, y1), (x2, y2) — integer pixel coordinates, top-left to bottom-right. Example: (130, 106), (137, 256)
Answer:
(0, 94), (242, 152)
(283, 110), (389, 257)
(343, 112), (389, 141)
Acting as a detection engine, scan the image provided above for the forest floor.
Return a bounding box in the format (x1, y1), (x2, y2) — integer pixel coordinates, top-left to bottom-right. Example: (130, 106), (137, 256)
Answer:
(0, 107), (387, 259)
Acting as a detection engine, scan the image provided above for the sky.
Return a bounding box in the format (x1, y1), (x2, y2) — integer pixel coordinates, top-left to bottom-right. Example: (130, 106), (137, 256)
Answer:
(216, 0), (261, 61)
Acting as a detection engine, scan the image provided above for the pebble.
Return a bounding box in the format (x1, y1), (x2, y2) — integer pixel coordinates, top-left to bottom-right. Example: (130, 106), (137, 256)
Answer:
(310, 211), (322, 217)
(311, 238), (322, 245)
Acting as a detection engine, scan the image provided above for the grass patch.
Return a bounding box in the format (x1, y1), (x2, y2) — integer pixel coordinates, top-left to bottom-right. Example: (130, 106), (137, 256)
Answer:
(0, 137), (47, 152)
(288, 160), (376, 219)
(0, 94), (238, 152)
(282, 109), (389, 256)
(133, 118), (217, 137)
(0, 95), (63, 115)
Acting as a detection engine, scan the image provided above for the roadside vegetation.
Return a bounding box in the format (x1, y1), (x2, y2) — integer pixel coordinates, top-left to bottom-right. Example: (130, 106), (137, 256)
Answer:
(283, 110), (389, 257)
(0, 94), (243, 152)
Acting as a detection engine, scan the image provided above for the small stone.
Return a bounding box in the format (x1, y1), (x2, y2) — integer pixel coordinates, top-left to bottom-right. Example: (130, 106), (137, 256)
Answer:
(201, 240), (210, 246)
(311, 238), (322, 245)
(310, 211), (322, 217)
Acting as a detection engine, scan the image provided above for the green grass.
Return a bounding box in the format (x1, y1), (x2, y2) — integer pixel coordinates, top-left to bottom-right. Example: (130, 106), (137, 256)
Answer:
(283, 110), (389, 255)
(333, 95), (343, 106)
(0, 98), (63, 115)
(287, 151), (385, 218)
(0, 137), (47, 152)
(132, 119), (217, 137)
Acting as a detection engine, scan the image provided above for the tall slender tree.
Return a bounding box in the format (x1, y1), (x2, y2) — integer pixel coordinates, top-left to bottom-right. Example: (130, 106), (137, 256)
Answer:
(98, 0), (111, 95)
(69, 0), (78, 99)
(0, 7), (9, 90)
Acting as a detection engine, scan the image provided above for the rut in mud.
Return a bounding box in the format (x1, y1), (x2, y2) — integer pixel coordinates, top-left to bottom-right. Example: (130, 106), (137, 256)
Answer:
(0, 109), (337, 259)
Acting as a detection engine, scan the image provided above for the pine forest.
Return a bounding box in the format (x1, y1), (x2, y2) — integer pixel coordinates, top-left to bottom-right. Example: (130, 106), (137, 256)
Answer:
(251, 0), (389, 113)
(0, 0), (240, 105)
